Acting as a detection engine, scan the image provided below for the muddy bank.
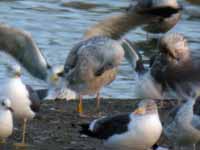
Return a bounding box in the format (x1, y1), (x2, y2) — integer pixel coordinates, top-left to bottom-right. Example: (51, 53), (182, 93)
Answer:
(1, 98), (200, 150)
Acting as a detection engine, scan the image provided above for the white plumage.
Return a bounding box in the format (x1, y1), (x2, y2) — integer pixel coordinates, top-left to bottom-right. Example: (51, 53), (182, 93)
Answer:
(105, 112), (162, 150)
(80, 100), (162, 150)
(0, 64), (36, 146)
(0, 97), (13, 139)
(45, 65), (77, 101)
(0, 64), (35, 120)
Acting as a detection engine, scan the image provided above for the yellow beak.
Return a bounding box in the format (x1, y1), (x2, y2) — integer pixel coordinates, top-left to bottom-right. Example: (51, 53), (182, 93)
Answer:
(50, 74), (59, 82)
(133, 107), (146, 115)
(15, 71), (21, 77)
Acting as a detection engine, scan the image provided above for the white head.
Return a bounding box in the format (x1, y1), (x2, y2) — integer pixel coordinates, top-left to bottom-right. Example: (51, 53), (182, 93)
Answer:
(0, 97), (13, 112)
(133, 99), (158, 115)
(6, 64), (22, 78)
(47, 65), (64, 86)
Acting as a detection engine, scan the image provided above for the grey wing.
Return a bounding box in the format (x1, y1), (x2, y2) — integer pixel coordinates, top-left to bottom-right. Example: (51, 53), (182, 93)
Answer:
(151, 49), (200, 92)
(86, 37), (124, 76)
(64, 36), (124, 80)
(64, 40), (84, 74)
(0, 23), (49, 80)
(26, 85), (41, 113)
(191, 115), (200, 130)
(164, 105), (180, 126)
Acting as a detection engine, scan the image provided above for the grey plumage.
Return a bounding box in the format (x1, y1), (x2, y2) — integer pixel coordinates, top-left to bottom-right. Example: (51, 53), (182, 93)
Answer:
(164, 98), (200, 147)
(133, 0), (182, 34)
(192, 115), (200, 130)
(64, 36), (124, 95)
(0, 23), (49, 80)
(151, 33), (200, 94)
(130, 33), (200, 99)
(25, 85), (41, 113)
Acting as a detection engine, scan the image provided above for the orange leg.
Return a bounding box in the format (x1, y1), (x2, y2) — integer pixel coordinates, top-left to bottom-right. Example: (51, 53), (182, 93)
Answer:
(77, 95), (88, 117)
(77, 95), (83, 114)
(96, 92), (101, 111)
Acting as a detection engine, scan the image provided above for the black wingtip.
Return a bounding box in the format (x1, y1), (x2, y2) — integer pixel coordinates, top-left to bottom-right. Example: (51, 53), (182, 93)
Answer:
(152, 144), (159, 150)
(79, 123), (95, 137)
(138, 6), (182, 18)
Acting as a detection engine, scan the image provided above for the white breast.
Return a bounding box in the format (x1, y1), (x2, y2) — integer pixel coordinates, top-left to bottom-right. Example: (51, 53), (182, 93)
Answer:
(105, 114), (162, 149)
(0, 78), (35, 120)
(0, 110), (13, 138)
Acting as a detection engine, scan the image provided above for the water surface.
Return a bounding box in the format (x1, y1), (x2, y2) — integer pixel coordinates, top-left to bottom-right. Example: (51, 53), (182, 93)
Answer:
(0, 0), (199, 98)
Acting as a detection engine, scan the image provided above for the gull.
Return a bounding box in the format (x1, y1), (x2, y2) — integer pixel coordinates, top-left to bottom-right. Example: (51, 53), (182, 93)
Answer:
(45, 65), (77, 101)
(125, 32), (200, 100)
(0, 97), (13, 144)
(63, 37), (127, 116)
(0, 64), (40, 147)
(164, 96), (200, 150)
(79, 100), (162, 150)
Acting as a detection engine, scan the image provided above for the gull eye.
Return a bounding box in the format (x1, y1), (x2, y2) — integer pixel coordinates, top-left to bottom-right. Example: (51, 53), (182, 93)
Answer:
(1, 101), (5, 106)
(57, 72), (64, 77)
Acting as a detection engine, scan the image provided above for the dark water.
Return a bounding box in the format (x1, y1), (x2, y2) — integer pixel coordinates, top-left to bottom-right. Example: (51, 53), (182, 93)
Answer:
(0, 0), (199, 98)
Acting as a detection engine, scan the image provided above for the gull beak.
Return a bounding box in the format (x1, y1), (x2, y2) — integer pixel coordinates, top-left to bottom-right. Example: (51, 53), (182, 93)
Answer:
(133, 107), (146, 115)
(50, 74), (59, 82)
(15, 71), (21, 77)
(7, 107), (14, 112)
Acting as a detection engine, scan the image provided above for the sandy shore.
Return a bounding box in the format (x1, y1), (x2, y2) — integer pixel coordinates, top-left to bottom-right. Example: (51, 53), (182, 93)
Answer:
(1, 98), (199, 150)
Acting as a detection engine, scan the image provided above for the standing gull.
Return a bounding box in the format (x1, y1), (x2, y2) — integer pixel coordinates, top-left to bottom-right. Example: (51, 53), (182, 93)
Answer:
(0, 64), (39, 147)
(63, 37), (125, 116)
(0, 97), (13, 143)
(79, 100), (162, 150)
(62, 0), (181, 116)
(164, 96), (200, 150)
(126, 33), (200, 99)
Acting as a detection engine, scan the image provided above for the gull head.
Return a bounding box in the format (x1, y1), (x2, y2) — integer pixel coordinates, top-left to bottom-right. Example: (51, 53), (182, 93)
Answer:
(159, 33), (190, 65)
(134, 100), (158, 115)
(6, 64), (22, 78)
(0, 97), (13, 112)
(47, 65), (64, 86)
(45, 65), (76, 101)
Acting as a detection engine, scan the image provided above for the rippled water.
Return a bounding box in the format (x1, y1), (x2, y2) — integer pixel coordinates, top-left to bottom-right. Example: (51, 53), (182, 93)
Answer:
(0, 0), (199, 98)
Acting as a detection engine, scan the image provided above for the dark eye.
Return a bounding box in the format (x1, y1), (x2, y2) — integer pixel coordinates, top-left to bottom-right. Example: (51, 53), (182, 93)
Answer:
(1, 102), (5, 106)
(57, 72), (64, 77)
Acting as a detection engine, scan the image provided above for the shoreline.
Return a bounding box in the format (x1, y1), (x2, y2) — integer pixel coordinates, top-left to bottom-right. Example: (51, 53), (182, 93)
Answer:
(1, 98), (199, 150)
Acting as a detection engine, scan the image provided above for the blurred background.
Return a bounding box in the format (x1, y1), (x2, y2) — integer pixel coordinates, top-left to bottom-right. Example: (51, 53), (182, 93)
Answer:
(0, 0), (199, 98)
